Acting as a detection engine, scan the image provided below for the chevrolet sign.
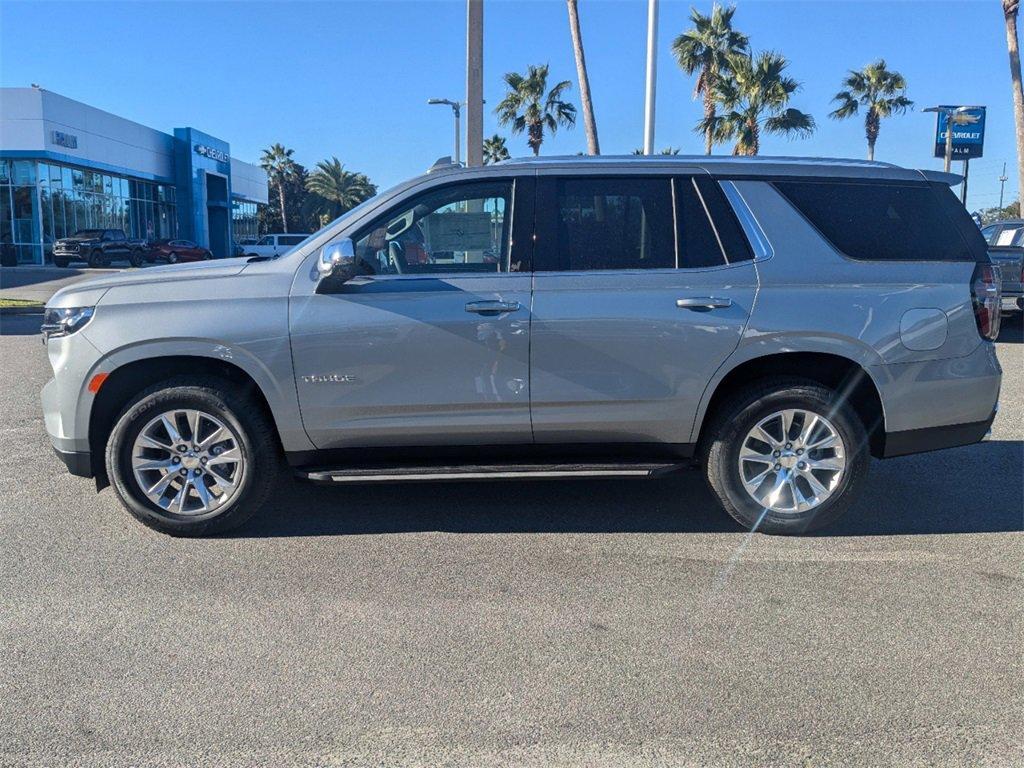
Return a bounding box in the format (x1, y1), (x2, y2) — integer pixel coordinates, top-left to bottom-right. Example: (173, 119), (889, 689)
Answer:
(195, 144), (229, 163)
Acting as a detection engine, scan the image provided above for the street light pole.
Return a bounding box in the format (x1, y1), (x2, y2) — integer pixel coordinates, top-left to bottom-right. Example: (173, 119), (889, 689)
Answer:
(642, 0), (658, 155)
(428, 98), (463, 166)
(924, 105), (983, 174)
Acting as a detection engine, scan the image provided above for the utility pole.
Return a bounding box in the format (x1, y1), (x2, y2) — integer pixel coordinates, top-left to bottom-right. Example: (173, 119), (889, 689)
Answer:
(999, 161), (1008, 208)
(642, 0), (658, 154)
(466, 0), (483, 167)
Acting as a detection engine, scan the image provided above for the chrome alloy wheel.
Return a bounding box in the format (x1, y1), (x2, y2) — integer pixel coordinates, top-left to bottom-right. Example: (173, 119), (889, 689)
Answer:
(737, 408), (847, 514)
(131, 409), (244, 516)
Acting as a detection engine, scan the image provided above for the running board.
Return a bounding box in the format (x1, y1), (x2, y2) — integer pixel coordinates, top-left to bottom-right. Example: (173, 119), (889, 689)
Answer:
(296, 461), (686, 484)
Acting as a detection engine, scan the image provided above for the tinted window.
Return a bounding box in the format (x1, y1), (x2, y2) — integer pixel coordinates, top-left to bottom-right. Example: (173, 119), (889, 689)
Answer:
(694, 177), (755, 263)
(980, 224), (998, 244)
(353, 181), (512, 275)
(278, 235), (306, 247)
(775, 180), (978, 262)
(675, 177), (725, 268)
(257, 236), (273, 246)
(554, 178), (673, 271)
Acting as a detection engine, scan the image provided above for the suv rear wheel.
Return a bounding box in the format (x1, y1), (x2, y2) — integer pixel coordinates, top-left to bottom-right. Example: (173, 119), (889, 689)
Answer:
(702, 378), (869, 535)
(105, 378), (279, 536)
(88, 249), (105, 268)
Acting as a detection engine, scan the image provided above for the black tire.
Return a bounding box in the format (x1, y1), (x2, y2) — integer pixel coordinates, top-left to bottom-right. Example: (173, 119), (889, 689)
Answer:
(167, 251), (179, 264)
(53, 256), (69, 268)
(128, 249), (144, 268)
(88, 249), (105, 268)
(105, 378), (280, 536)
(701, 377), (869, 535)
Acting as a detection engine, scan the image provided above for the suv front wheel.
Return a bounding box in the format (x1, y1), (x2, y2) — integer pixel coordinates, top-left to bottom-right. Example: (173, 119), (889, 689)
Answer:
(105, 378), (278, 536)
(702, 378), (869, 535)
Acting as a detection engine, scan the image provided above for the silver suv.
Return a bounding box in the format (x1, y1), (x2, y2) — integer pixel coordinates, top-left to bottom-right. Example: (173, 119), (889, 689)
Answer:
(41, 157), (1003, 536)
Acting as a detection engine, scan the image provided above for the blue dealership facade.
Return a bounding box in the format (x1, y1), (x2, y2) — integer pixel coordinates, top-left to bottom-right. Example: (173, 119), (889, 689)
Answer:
(0, 87), (268, 264)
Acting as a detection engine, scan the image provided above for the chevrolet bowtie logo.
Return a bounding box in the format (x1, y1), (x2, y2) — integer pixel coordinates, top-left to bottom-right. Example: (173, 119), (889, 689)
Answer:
(951, 112), (981, 126)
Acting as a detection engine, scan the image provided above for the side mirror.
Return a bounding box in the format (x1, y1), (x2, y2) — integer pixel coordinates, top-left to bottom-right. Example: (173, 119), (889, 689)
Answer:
(317, 238), (356, 279)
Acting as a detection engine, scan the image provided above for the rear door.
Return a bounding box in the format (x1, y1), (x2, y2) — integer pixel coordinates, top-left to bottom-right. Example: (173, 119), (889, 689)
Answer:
(529, 173), (758, 447)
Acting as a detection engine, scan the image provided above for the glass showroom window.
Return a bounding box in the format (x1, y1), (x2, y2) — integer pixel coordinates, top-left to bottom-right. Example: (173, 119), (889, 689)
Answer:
(232, 200), (259, 240)
(0, 160), (41, 264)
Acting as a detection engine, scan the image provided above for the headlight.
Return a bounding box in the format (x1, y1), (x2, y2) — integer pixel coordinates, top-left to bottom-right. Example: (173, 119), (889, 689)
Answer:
(41, 306), (95, 341)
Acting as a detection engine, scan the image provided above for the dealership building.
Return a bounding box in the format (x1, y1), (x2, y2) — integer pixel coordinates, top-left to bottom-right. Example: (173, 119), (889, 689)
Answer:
(0, 87), (268, 265)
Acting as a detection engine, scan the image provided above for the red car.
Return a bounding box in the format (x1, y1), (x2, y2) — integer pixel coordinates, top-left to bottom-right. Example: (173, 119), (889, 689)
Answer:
(147, 239), (213, 264)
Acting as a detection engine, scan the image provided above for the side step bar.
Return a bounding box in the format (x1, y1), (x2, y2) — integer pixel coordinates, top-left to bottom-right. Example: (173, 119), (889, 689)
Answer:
(296, 462), (686, 484)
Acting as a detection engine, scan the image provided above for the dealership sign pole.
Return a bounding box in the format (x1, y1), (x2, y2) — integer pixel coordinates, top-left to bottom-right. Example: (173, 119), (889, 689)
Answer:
(925, 105), (986, 204)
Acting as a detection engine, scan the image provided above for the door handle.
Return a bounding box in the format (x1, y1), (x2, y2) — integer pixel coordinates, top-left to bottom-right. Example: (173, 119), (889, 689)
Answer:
(465, 300), (521, 315)
(676, 297), (732, 311)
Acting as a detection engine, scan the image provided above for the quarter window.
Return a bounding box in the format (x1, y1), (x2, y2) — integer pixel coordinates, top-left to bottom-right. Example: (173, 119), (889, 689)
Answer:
(353, 181), (512, 275)
(552, 178), (674, 271)
(774, 180), (982, 262)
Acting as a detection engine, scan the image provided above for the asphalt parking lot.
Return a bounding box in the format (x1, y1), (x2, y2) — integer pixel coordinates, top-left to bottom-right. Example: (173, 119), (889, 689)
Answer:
(0, 308), (1021, 767)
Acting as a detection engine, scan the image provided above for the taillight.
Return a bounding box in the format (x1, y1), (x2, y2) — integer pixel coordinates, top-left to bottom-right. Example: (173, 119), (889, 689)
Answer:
(971, 263), (1001, 341)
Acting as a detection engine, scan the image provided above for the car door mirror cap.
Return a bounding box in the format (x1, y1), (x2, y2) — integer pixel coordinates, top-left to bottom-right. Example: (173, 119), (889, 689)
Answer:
(317, 238), (357, 278)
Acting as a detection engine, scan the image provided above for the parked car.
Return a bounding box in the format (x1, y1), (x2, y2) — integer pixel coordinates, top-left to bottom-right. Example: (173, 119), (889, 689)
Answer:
(52, 229), (147, 268)
(980, 218), (1024, 247)
(243, 233), (310, 259)
(41, 156), (1002, 537)
(147, 239), (213, 264)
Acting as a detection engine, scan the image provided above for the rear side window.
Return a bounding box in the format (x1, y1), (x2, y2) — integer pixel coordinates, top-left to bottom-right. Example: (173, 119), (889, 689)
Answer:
(279, 235), (306, 247)
(675, 177), (725, 268)
(553, 178), (674, 271)
(774, 180), (981, 262)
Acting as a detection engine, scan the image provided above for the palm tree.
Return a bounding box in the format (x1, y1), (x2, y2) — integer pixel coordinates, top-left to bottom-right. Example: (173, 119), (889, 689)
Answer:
(305, 158), (376, 223)
(701, 51), (815, 156)
(260, 143), (298, 233)
(1005, 0), (1024, 211)
(632, 147), (681, 155)
(495, 64), (577, 156)
(482, 135), (511, 165)
(672, 3), (749, 155)
(829, 60), (912, 161)
(566, 0), (600, 154)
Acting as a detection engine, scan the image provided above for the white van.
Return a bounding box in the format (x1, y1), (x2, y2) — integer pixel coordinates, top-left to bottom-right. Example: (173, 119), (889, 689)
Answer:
(243, 233), (311, 259)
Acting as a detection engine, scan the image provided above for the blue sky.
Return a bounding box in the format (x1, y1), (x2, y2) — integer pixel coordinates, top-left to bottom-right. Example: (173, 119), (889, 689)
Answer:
(0, 0), (1016, 211)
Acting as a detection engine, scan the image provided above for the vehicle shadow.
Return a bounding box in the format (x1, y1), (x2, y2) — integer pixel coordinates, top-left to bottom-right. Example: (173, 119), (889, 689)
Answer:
(235, 439), (1023, 539)
(0, 314), (43, 336)
(998, 312), (1022, 344)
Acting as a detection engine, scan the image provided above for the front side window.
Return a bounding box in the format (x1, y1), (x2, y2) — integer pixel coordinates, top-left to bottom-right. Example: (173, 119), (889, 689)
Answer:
(552, 178), (674, 271)
(279, 235), (306, 247)
(256, 236), (273, 246)
(353, 181), (512, 275)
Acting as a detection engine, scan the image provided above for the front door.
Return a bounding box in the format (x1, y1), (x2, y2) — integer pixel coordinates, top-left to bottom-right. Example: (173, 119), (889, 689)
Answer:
(289, 177), (535, 449)
(529, 174), (758, 448)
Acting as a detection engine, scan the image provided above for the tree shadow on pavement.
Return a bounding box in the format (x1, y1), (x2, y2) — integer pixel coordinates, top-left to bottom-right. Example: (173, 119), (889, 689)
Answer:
(235, 439), (1023, 539)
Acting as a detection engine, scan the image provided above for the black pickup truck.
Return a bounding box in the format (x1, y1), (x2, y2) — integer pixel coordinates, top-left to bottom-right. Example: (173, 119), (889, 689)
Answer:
(980, 219), (1024, 315)
(52, 229), (147, 268)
